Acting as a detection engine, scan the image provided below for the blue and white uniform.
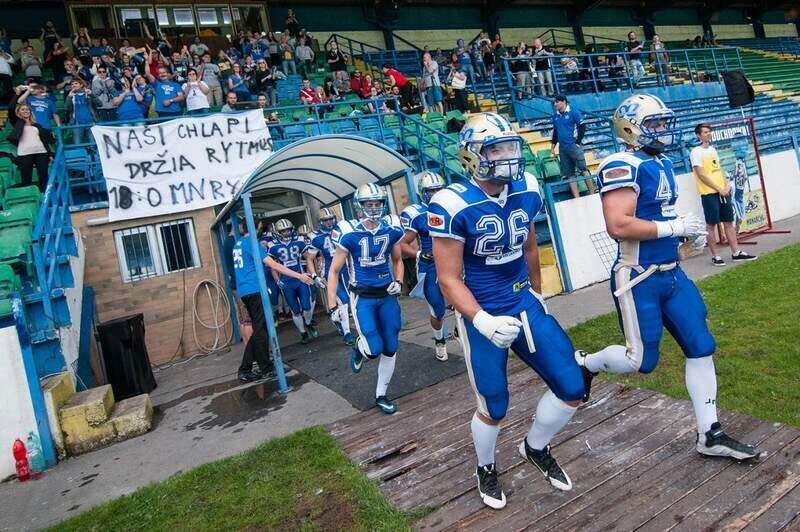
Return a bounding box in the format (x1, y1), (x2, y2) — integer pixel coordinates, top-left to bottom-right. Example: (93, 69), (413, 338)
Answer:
(309, 227), (351, 305)
(268, 238), (311, 315)
(401, 203), (446, 320)
(428, 173), (585, 420)
(334, 215), (404, 358)
(597, 151), (715, 374)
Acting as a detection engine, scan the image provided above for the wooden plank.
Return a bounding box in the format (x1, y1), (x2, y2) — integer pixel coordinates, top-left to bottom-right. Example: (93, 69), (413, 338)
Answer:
(544, 414), (783, 532)
(446, 395), (699, 532)
(669, 428), (800, 532)
(742, 484), (800, 532)
(639, 425), (800, 532)
(405, 385), (655, 521)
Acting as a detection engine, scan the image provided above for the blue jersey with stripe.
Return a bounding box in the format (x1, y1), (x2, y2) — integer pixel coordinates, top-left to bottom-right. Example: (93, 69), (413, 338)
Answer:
(427, 172), (542, 315)
(597, 151), (680, 267)
(400, 203), (433, 254)
(308, 228), (338, 276)
(267, 238), (308, 279)
(333, 215), (403, 289)
(232, 235), (268, 297)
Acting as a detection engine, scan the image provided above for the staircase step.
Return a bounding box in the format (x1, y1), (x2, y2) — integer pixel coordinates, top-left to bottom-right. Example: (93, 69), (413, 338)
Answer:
(42, 372), (76, 460)
(60, 384), (114, 426)
(109, 394), (153, 441)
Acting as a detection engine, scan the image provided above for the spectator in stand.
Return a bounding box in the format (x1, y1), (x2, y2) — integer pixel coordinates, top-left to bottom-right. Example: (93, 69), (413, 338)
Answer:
(188, 36), (208, 58)
(264, 32), (280, 67)
(323, 77), (342, 102)
(40, 21), (61, 54)
(295, 37), (315, 79)
(471, 41), (486, 80)
(255, 93), (269, 110)
(228, 63), (251, 102)
(447, 60), (469, 112)
(17, 84), (60, 129)
(433, 47), (448, 68)
(252, 59), (278, 107)
(100, 53), (120, 80)
(421, 52), (443, 114)
(532, 38), (555, 96)
(581, 43), (605, 92)
(509, 45), (531, 99)
(89, 36), (105, 59)
(182, 68), (210, 114)
(286, 9), (301, 37)
(314, 86), (333, 116)
(65, 78), (96, 144)
(550, 94), (595, 199)
(454, 38), (475, 85)
(691, 123), (757, 266)
(8, 103), (54, 192)
(56, 60), (81, 98)
(147, 27), (173, 58)
(120, 65), (136, 88)
(170, 49), (190, 83)
(482, 42), (496, 78)
(146, 47), (165, 80)
(100, 37), (115, 57)
(191, 53), (203, 71)
(359, 73), (374, 98)
(389, 84), (414, 113)
(146, 66), (184, 118)
(0, 50), (13, 105)
(692, 36), (704, 49)
(200, 52), (224, 107)
(47, 42), (70, 81)
(0, 28), (9, 54)
(20, 45), (43, 84)
(350, 70), (365, 95)
(605, 47), (626, 90)
(371, 79), (384, 96)
(650, 34), (670, 86)
(335, 75), (351, 95)
(91, 65), (118, 121)
(381, 63), (412, 103)
(114, 75), (148, 124)
(491, 34), (503, 49)
(221, 91), (238, 112)
(561, 55), (579, 93)
(242, 55), (256, 85)
(73, 30), (91, 66)
(279, 33), (296, 76)
(216, 49), (233, 81)
(326, 41), (348, 84)
(626, 31), (646, 85)
(299, 78), (319, 105)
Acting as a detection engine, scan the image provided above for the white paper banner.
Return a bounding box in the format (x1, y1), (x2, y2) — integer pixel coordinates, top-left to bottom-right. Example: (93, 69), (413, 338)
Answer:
(91, 110), (272, 222)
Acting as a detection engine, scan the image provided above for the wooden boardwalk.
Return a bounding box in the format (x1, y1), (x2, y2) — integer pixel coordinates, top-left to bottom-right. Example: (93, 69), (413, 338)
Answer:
(328, 361), (800, 531)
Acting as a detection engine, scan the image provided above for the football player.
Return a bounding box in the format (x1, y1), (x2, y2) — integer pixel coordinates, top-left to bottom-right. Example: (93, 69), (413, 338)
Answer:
(576, 94), (759, 461)
(400, 170), (449, 361)
(296, 223), (319, 318)
(268, 219), (322, 344)
(429, 112), (586, 510)
(307, 208), (355, 345)
(326, 184), (405, 414)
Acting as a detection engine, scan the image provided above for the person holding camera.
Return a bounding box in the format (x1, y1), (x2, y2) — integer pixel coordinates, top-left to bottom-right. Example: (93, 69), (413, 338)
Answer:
(182, 68), (210, 114)
(65, 78), (97, 144)
(113, 76), (149, 124)
(90, 65), (118, 122)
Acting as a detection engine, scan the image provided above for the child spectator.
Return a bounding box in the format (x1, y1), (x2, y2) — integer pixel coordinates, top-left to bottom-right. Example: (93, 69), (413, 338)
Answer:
(65, 78), (96, 144)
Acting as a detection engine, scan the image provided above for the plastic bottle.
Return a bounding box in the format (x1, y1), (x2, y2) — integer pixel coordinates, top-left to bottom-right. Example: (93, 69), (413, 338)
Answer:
(13, 439), (30, 482)
(26, 431), (45, 476)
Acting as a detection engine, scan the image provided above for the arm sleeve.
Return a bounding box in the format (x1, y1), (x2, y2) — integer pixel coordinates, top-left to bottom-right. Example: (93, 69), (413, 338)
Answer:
(427, 201), (466, 242)
(550, 123), (559, 146)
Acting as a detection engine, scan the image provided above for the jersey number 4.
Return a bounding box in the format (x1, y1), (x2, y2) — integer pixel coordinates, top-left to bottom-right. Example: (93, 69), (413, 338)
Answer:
(474, 210), (529, 257)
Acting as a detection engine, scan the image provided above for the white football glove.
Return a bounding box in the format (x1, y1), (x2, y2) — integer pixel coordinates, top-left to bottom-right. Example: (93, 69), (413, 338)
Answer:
(311, 274), (326, 289)
(658, 213), (707, 240)
(327, 306), (341, 324)
(691, 233), (708, 250)
(387, 280), (402, 296)
(472, 310), (522, 349)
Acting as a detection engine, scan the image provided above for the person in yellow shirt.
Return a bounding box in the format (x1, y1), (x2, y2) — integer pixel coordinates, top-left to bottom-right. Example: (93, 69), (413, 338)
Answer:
(690, 123), (757, 266)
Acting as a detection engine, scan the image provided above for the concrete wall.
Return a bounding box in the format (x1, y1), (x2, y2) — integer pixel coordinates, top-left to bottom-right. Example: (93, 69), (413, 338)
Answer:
(655, 25), (706, 43)
(763, 24), (799, 38)
(0, 326), (38, 480)
(394, 29), (481, 51)
(71, 206), (226, 365)
(713, 25), (756, 39)
(58, 230), (86, 377)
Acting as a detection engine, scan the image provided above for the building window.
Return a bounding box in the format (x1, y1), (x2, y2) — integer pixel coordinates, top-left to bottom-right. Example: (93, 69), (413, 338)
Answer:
(156, 6), (197, 36)
(232, 5), (266, 34)
(114, 218), (201, 283)
(197, 6), (233, 37)
(116, 7), (156, 38)
(70, 7), (116, 39)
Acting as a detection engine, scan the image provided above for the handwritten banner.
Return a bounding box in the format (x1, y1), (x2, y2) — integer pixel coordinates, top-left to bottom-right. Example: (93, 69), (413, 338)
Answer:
(91, 110), (272, 222)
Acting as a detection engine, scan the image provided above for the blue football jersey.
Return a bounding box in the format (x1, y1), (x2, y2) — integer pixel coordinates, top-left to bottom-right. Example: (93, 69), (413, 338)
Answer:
(597, 151), (680, 267)
(400, 203), (433, 254)
(232, 235), (268, 297)
(427, 172), (542, 315)
(308, 228), (338, 276)
(333, 215), (403, 289)
(268, 238), (308, 279)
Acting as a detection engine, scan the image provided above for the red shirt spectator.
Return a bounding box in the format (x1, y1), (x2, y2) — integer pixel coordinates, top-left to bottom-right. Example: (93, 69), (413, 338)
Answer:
(350, 71), (365, 93)
(299, 80), (320, 104)
(382, 65), (407, 88)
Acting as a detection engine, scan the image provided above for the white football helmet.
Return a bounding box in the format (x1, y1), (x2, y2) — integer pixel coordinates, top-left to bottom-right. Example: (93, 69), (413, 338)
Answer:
(273, 218), (295, 243)
(415, 170), (446, 204)
(354, 183), (387, 221)
(613, 94), (680, 151)
(459, 112), (526, 183)
(296, 223), (309, 237)
(318, 207), (337, 232)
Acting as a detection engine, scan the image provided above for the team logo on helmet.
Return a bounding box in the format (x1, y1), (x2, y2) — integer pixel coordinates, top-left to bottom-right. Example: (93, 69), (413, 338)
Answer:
(613, 94), (680, 151)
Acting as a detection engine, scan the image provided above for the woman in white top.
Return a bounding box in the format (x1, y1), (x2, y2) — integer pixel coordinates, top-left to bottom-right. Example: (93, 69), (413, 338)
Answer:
(7, 103), (53, 191)
(182, 68), (210, 114)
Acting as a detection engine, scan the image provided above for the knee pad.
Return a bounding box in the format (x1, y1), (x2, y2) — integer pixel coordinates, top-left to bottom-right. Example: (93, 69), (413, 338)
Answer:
(484, 395), (509, 422)
(687, 333), (716, 360)
(358, 335), (381, 359)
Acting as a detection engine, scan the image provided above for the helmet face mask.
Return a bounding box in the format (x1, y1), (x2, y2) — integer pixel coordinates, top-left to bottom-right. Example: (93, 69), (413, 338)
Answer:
(459, 113), (526, 184)
(318, 207), (337, 231)
(478, 138), (525, 182)
(274, 218), (295, 243)
(614, 94), (681, 152)
(358, 199), (385, 221)
(415, 170), (446, 204)
(354, 183), (387, 222)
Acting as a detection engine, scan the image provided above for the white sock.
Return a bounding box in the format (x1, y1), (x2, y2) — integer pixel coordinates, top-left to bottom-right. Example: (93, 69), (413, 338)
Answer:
(526, 390), (577, 451)
(302, 309), (313, 325)
(471, 412), (501, 467)
(291, 314), (306, 333)
(584, 344), (638, 374)
(433, 324), (445, 341)
(356, 336), (370, 358)
(685, 357), (718, 433)
(309, 296), (317, 315)
(338, 304), (350, 334)
(376, 354), (396, 397)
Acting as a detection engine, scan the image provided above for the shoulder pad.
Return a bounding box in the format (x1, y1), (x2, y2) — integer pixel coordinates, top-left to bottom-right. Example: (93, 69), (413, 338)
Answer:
(383, 214), (402, 228)
(522, 171), (541, 194)
(597, 152), (644, 174)
(401, 204), (422, 219)
(430, 187), (470, 217)
(336, 219), (356, 236)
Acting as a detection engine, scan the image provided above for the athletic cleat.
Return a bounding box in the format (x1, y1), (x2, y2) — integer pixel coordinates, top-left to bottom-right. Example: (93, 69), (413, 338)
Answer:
(476, 463), (506, 510)
(350, 345), (364, 373)
(300, 332), (310, 345)
(375, 395), (396, 414)
(574, 350), (598, 403)
(519, 439), (572, 491)
(731, 251), (758, 262)
(307, 324), (319, 338)
(434, 338), (448, 361)
(712, 255), (726, 267)
(343, 332), (355, 345)
(697, 422), (759, 460)
(238, 370), (262, 383)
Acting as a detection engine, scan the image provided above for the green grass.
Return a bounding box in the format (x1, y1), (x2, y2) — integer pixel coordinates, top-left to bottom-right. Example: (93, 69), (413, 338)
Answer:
(51, 426), (418, 532)
(569, 243), (800, 426)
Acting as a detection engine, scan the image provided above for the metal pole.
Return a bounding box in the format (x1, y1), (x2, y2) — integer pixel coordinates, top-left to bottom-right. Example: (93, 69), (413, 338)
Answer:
(214, 222), (241, 344)
(404, 167), (418, 204)
(242, 193), (290, 395)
